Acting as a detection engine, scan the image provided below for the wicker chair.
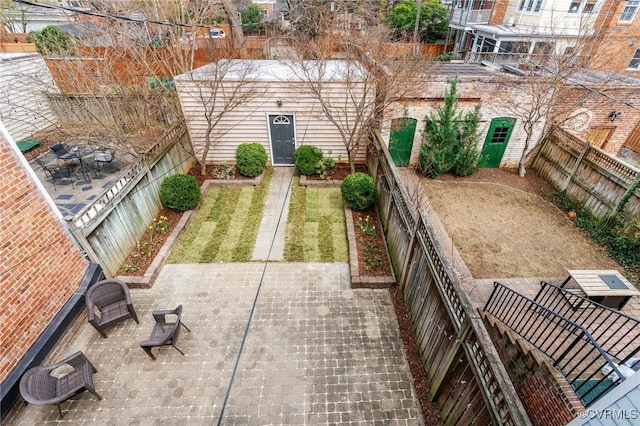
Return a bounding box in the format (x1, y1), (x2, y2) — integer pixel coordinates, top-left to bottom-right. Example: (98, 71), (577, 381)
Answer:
(140, 305), (191, 360)
(19, 351), (102, 418)
(86, 279), (139, 338)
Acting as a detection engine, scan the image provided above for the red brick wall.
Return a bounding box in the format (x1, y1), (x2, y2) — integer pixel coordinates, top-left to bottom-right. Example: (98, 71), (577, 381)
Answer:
(588, 0), (640, 76)
(489, 0), (508, 26)
(550, 86), (640, 155)
(0, 132), (88, 382)
(483, 314), (583, 426)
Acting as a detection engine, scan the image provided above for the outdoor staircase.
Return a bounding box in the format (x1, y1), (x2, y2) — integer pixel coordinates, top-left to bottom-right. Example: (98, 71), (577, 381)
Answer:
(482, 280), (640, 407)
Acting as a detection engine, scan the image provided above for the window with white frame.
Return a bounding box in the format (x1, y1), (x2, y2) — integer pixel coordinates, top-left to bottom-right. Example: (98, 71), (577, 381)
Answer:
(518, 0), (543, 13)
(568, 1), (581, 13)
(620, 0), (639, 22)
(629, 49), (640, 69)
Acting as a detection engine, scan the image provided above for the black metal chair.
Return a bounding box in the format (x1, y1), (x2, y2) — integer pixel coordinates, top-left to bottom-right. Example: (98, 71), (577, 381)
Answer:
(86, 279), (139, 338)
(19, 351), (102, 418)
(35, 157), (73, 189)
(140, 305), (191, 360)
(50, 143), (92, 182)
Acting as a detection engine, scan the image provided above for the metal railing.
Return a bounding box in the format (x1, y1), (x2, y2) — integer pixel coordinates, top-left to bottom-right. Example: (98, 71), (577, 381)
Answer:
(535, 281), (640, 364)
(451, 8), (492, 25)
(485, 282), (628, 407)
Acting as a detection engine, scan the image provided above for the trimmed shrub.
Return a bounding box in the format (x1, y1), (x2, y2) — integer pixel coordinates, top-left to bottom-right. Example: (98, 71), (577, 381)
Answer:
(159, 174), (200, 212)
(293, 145), (323, 175)
(341, 172), (376, 211)
(236, 143), (267, 177)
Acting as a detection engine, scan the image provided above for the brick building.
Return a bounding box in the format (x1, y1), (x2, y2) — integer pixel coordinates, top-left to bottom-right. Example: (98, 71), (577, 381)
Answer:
(0, 123), (104, 419)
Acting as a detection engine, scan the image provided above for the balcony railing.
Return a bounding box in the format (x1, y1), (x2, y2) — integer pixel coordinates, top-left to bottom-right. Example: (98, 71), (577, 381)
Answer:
(451, 8), (492, 26)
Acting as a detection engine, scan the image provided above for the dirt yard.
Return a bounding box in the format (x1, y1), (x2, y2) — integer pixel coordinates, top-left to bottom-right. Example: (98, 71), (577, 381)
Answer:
(401, 167), (621, 280)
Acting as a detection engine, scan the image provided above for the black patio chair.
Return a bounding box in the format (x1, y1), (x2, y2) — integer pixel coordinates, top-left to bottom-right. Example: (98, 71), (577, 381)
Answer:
(50, 143), (92, 182)
(19, 351), (102, 418)
(35, 157), (73, 190)
(86, 279), (139, 338)
(140, 305), (191, 360)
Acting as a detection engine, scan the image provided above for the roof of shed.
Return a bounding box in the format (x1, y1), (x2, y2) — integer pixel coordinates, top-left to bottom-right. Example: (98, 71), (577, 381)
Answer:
(176, 60), (366, 82)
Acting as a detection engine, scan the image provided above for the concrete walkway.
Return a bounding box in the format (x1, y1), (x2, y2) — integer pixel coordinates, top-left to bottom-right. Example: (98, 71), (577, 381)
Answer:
(252, 167), (294, 261)
(8, 167), (425, 425)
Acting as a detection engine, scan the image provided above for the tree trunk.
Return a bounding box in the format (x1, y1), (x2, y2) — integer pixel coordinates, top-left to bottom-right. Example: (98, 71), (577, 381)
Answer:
(221, 0), (248, 58)
(201, 126), (213, 175)
(518, 129), (534, 177)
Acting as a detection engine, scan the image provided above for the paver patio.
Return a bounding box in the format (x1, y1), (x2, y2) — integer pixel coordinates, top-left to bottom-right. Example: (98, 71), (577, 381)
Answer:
(8, 263), (423, 425)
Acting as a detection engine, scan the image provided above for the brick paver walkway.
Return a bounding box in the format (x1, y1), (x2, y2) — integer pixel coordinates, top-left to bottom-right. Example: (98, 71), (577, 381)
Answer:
(8, 263), (423, 425)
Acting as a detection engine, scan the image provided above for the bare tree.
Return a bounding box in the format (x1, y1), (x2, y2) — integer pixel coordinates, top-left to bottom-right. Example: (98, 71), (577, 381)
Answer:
(175, 59), (265, 174)
(498, 16), (614, 177)
(280, 25), (428, 173)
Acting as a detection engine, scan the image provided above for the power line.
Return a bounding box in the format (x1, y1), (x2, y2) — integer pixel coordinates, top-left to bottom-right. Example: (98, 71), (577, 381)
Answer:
(11, 0), (209, 29)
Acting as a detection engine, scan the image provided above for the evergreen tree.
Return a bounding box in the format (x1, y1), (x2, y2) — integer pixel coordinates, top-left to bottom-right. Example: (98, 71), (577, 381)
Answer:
(452, 104), (484, 176)
(419, 76), (460, 178)
(419, 76), (482, 178)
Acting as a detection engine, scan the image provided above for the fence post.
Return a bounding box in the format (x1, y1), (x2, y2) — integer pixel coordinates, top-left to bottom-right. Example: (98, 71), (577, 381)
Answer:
(429, 317), (471, 400)
(562, 142), (590, 192)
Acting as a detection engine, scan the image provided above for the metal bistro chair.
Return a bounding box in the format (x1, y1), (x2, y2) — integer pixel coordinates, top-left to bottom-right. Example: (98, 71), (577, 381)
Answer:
(86, 279), (139, 338)
(35, 157), (73, 190)
(140, 305), (191, 360)
(19, 351), (102, 418)
(50, 143), (91, 182)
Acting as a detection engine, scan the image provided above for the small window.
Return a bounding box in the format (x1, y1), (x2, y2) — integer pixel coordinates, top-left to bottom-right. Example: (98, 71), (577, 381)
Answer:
(568, 1), (581, 13)
(583, 1), (596, 13)
(518, 0), (543, 13)
(629, 49), (640, 69)
(273, 115), (291, 124)
(620, 0), (640, 22)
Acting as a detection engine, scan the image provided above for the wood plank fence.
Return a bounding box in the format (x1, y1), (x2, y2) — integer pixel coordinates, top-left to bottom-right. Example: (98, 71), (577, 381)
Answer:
(47, 93), (182, 129)
(367, 132), (531, 425)
(67, 120), (195, 277)
(533, 128), (640, 228)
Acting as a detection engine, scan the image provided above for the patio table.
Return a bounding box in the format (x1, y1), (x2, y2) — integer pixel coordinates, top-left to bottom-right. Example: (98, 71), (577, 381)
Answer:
(562, 270), (640, 310)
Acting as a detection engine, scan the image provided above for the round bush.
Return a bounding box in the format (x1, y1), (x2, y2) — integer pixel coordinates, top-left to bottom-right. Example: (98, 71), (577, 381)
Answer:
(341, 172), (376, 211)
(236, 143), (267, 177)
(159, 174), (200, 212)
(293, 145), (323, 175)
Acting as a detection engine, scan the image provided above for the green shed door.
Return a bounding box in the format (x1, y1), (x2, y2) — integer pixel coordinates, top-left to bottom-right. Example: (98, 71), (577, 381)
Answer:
(389, 118), (417, 167)
(481, 117), (516, 168)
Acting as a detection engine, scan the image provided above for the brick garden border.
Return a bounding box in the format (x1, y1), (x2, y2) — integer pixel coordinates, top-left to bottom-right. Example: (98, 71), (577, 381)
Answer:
(117, 171), (395, 289)
(344, 205), (396, 289)
(116, 173), (264, 288)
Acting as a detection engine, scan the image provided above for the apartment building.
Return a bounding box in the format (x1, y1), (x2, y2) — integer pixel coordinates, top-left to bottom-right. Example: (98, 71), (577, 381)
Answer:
(449, 0), (604, 59)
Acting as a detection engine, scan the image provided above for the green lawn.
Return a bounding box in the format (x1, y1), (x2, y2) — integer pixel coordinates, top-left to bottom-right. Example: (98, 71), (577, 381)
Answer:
(283, 177), (348, 262)
(167, 168), (272, 263)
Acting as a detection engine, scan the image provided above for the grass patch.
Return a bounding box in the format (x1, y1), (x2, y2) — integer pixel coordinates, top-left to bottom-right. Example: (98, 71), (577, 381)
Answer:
(284, 176), (348, 262)
(167, 168), (273, 263)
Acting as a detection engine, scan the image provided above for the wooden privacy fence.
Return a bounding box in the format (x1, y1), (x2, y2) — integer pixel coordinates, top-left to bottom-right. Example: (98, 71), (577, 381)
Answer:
(534, 127), (640, 227)
(47, 93), (182, 129)
(367, 132), (531, 425)
(67, 120), (195, 277)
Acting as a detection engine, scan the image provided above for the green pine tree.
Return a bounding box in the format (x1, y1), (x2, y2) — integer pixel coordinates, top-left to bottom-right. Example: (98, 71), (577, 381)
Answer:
(419, 76), (483, 178)
(419, 76), (461, 178)
(452, 104), (484, 177)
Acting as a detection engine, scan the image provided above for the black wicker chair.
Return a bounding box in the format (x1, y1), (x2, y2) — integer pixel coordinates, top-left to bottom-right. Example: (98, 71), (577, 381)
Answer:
(140, 305), (191, 360)
(86, 279), (139, 338)
(19, 351), (102, 418)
